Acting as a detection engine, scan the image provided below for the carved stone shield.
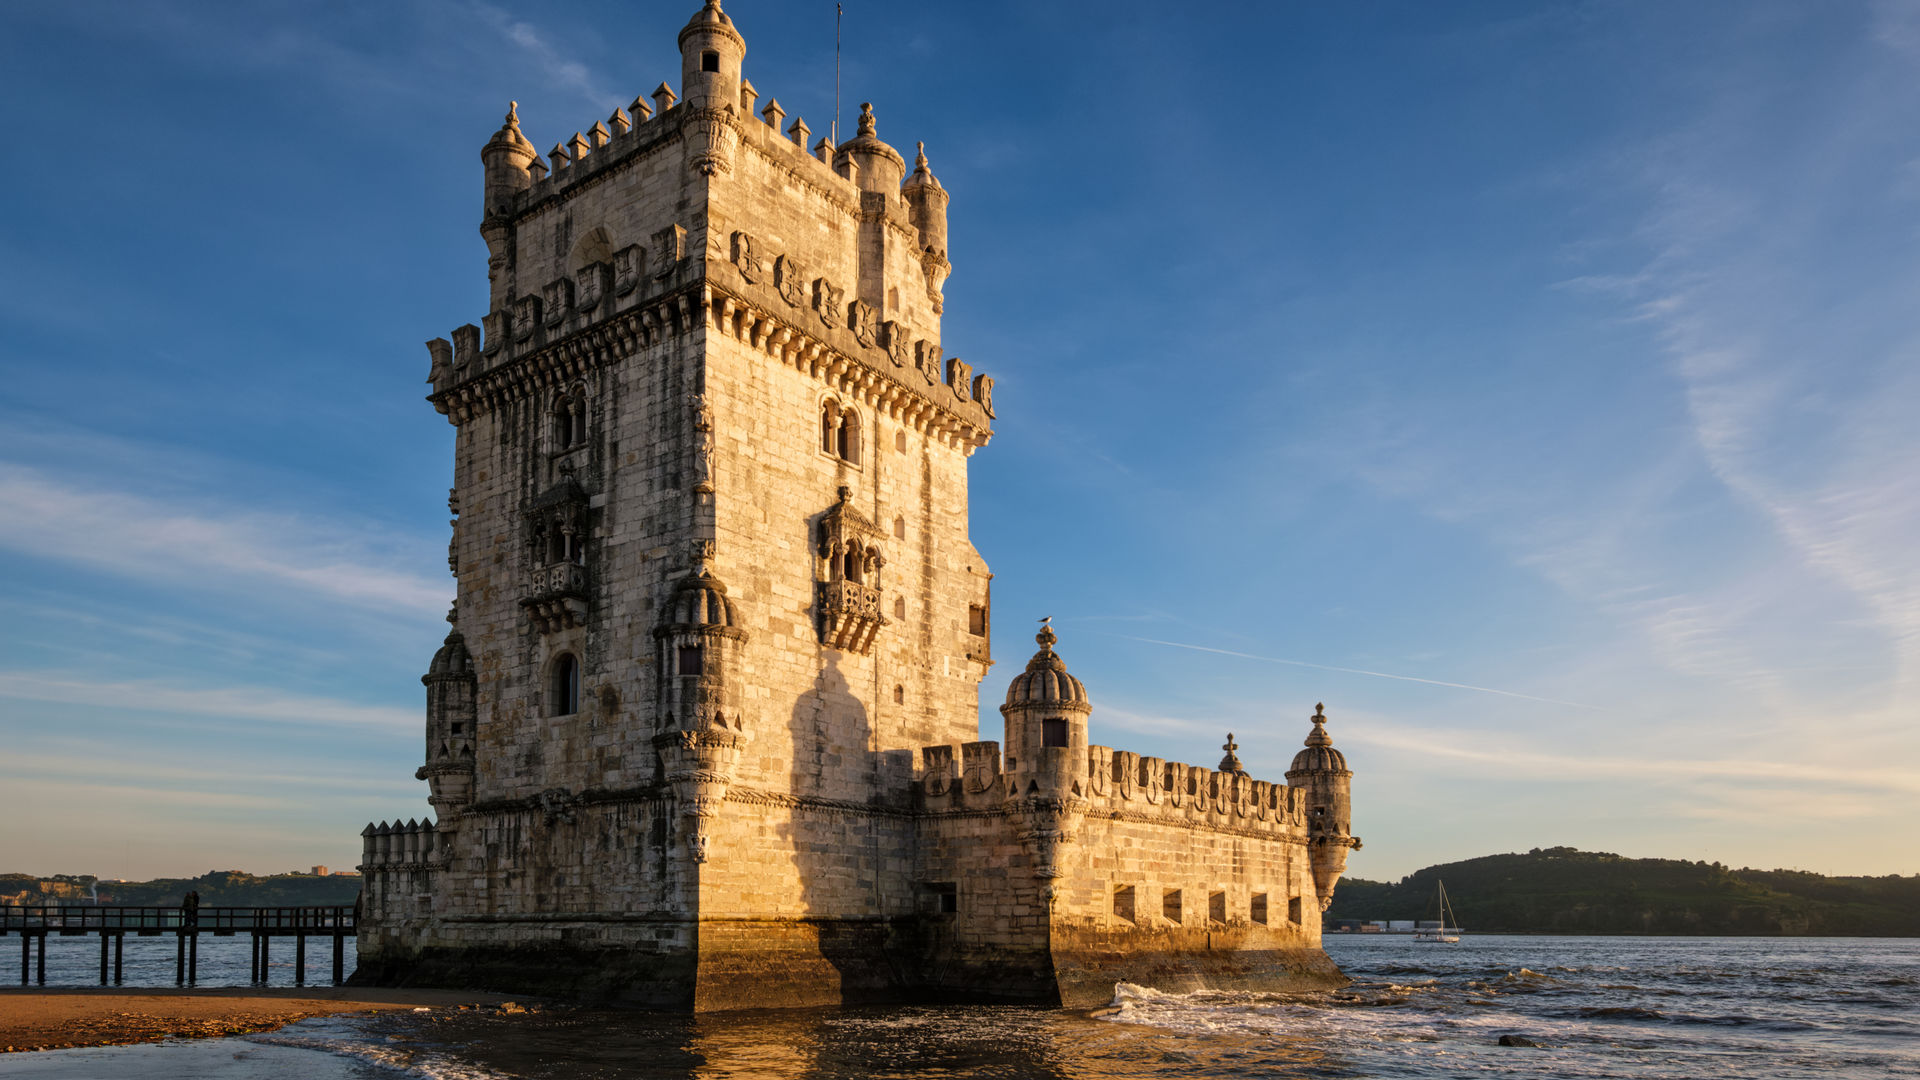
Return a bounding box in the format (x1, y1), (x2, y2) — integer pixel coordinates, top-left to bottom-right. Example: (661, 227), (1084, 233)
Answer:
(575, 262), (609, 314)
(915, 340), (941, 386)
(962, 741), (999, 794)
(882, 321), (909, 367)
(971, 373), (994, 416)
(730, 231), (759, 283)
(813, 278), (845, 328)
(512, 295), (542, 341)
(542, 279), (572, 326)
(946, 357), (972, 401)
(482, 310), (508, 354)
(775, 255), (807, 307)
(613, 245), (644, 296)
(848, 299), (876, 348)
(923, 744), (955, 797)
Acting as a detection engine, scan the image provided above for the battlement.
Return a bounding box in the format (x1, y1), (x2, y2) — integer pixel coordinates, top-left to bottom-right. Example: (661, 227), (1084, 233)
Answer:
(499, 84), (882, 220)
(917, 741), (1307, 836)
(358, 818), (439, 869)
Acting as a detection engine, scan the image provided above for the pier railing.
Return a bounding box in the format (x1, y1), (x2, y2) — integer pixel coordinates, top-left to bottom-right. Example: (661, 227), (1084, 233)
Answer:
(1, 904), (356, 987)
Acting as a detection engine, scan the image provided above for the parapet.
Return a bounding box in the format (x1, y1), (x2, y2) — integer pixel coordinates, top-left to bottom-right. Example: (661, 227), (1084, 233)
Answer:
(917, 741), (1306, 835)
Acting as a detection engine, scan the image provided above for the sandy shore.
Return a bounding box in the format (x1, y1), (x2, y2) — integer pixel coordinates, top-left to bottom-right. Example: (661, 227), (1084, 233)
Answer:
(0, 986), (517, 1053)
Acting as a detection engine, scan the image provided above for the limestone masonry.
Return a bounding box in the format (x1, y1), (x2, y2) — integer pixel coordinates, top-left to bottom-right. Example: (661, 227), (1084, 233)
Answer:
(354, 0), (1360, 1010)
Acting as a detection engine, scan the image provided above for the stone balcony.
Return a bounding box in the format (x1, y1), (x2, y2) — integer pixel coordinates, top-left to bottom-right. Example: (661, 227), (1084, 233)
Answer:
(522, 561), (590, 633)
(817, 579), (885, 655)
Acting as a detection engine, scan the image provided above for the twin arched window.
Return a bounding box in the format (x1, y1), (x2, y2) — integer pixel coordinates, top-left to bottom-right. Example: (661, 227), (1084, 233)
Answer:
(820, 400), (860, 464)
(553, 389), (587, 451)
(551, 653), (580, 716)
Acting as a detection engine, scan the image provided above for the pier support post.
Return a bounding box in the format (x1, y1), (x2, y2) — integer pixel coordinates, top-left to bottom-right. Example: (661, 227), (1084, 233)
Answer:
(188, 932), (198, 985)
(332, 932), (344, 985)
(114, 933), (124, 985)
(260, 933), (270, 984)
(175, 932), (185, 986)
(36, 933), (45, 985)
(295, 932), (306, 986)
(18, 933), (26, 985)
(99, 932), (108, 984)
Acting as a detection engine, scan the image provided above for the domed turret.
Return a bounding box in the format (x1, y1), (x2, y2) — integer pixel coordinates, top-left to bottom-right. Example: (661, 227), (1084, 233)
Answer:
(419, 623), (476, 812)
(426, 628), (474, 677)
(653, 549), (752, 866)
(480, 102), (538, 215)
(678, 0), (745, 110)
(1004, 622), (1088, 709)
(661, 567), (741, 630)
(1288, 703), (1349, 775)
(901, 141), (950, 261)
(1000, 620), (1092, 797)
(1286, 703), (1358, 911)
(833, 103), (906, 195)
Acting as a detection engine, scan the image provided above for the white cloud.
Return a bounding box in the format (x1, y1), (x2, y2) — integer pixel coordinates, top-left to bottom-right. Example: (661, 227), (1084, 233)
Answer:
(0, 464), (448, 618)
(0, 671), (416, 730)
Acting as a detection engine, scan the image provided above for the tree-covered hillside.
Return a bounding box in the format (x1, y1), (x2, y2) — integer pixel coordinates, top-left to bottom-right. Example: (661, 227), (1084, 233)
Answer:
(1, 871), (361, 908)
(1327, 847), (1920, 936)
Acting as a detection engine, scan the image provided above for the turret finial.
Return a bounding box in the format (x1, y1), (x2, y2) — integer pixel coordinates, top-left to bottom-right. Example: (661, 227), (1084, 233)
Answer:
(858, 102), (876, 138)
(915, 141), (928, 168)
(1219, 732), (1244, 774)
(1304, 703), (1332, 747)
(1036, 616), (1056, 651)
(506, 101), (519, 125)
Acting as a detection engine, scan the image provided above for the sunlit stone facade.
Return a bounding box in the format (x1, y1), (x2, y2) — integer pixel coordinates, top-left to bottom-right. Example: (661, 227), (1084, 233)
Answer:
(355, 0), (1359, 1010)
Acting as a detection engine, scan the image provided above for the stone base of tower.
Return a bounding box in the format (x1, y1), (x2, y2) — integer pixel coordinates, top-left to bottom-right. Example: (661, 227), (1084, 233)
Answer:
(1048, 923), (1348, 1008)
(350, 925), (702, 1009)
(354, 914), (1345, 1010)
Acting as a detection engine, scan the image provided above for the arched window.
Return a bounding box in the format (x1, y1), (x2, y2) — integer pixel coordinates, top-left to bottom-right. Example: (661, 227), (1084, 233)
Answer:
(820, 400), (859, 464)
(839, 408), (861, 464)
(554, 391), (587, 451)
(843, 545), (864, 584)
(551, 654), (580, 716)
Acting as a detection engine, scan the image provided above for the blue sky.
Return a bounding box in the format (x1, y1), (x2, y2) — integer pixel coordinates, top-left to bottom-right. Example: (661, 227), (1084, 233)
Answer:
(2, 0), (1916, 882)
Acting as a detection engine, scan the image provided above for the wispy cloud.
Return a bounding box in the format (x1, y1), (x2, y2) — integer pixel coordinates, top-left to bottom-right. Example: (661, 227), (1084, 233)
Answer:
(0, 464), (447, 618)
(469, 2), (619, 111)
(1109, 633), (1602, 710)
(0, 671), (416, 730)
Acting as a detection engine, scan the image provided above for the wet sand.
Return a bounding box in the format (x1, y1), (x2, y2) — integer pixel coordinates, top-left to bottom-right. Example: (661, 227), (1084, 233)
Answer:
(0, 986), (514, 1053)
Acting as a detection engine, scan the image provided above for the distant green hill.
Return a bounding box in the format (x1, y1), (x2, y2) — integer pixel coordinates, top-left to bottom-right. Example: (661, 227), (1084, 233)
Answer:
(1, 871), (361, 909)
(1326, 847), (1920, 936)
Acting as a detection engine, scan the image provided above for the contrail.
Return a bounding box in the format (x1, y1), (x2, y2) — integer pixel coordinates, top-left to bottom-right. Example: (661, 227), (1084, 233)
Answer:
(1109, 634), (1603, 711)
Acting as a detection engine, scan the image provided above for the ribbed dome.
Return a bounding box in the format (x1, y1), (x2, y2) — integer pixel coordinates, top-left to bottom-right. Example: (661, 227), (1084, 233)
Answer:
(902, 141), (945, 196)
(426, 629), (473, 678)
(1003, 623), (1088, 709)
(663, 570), (740, 628)
(679, 0), (742, 47)
(482, 102), (535, 159)
(836, 103), (905, 170)
(1288, 703), (1350, 774)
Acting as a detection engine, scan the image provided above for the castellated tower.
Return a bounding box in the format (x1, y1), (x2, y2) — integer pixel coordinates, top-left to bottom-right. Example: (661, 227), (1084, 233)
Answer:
(357, 0), (1355, 1009)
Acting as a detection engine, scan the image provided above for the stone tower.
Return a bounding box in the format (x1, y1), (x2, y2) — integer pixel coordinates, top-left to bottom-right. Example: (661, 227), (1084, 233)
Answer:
(360, 0), (995, 1006)
(359, 0), (1356, 1010)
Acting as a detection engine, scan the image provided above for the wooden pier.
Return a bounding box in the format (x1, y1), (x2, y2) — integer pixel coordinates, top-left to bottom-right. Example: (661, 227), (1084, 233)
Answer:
(0, 905), (355, 987)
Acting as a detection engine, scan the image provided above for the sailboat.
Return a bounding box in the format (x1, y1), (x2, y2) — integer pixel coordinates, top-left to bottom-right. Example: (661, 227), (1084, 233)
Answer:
(1413, 879), (1462, 943)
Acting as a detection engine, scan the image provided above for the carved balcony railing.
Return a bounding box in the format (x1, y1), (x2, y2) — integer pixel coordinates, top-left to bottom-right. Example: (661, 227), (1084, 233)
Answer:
(521, 561), (590, 633)
(817, 579), (885, 655)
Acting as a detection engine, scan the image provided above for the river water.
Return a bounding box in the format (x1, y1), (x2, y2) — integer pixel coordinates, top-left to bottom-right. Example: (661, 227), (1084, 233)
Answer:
(3, 935), (1915, 1078)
